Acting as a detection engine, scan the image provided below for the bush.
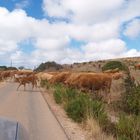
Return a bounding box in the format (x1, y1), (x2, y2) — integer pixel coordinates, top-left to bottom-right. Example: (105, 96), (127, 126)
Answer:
(88, 100), (105, 119)
(53, 84), (64, 104)
(54, 90), (63, 104)
(122, 74), (140, 115)
(53, 85), (77, 105)
(123, 86), (140, 115)
(102, 61), (128, 72)
(66, 94), (89, 122)
(116, 115), (140, 140)
(50, 84), (116, 137)
(62, 88), (78, 105)
(65, 92), (108, 124)
(40, 80), (47, 87)
(40, 80), (50, 89)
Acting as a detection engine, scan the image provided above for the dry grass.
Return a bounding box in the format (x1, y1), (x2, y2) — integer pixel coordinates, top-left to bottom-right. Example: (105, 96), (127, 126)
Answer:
(84, 117), (115, 140)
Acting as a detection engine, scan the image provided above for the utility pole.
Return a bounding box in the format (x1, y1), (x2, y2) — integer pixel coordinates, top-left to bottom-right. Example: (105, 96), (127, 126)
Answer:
(10, 59), (12, 67)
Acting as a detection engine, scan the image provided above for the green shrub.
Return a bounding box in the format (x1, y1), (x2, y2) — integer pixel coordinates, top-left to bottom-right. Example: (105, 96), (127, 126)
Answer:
(40, 80), (48, 87)
(53, 84), (63, 104)
(65, 92), (108, 124)
(53, 85), (117, 136)
(88, 100), (105, 118)
(62, 87), (77, 105)
(66, 99), (85, 122)
(102, 61), (128, 71)
(88, 100), (116, 134)
(123, 75), (140, 115)
(126, 87), (140, 115)
(53, 90), (63, 104)
(116, 115), (140, 140)
(65, 94), (88, 122)
(40, 80), (51, 89)
(53, 85), (77, 105)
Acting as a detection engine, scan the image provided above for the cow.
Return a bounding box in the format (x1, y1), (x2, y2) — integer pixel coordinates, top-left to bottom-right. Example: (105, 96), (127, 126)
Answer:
(1, 71), (11, 81)
(112, 72), (124, 80)
(49, 72), (71, 84)
(64, 72), (120, 104)
(16, 73), (38, 91)
(70, 73), (112, 93)
(103, 68), (119, 73)
(36, 72), (53, 81)
(134, 64), (140, 70)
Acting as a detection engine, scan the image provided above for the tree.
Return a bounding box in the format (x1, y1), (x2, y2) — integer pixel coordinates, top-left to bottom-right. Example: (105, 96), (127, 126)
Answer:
(18, 66), (24, 70)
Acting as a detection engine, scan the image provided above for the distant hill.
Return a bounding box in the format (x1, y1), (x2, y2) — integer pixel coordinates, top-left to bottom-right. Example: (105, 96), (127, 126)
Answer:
(35, 61), (63, 72)
(0, 66), (17, 71)
(35, 57), (140, 72)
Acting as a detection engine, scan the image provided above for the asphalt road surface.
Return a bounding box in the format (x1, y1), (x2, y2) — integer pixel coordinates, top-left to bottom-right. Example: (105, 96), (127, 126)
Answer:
(0, 82), (68, 140)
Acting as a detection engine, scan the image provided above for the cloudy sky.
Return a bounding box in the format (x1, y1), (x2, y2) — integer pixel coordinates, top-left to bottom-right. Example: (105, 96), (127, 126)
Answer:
(0, 0), (140, 68)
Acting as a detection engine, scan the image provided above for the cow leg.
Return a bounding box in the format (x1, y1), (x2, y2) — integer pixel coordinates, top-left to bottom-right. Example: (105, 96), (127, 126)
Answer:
(35, 81), (37, 88)
(32, 84), (34, 90)
(17, 83), (21, 91)
(24, 83), (26, 91)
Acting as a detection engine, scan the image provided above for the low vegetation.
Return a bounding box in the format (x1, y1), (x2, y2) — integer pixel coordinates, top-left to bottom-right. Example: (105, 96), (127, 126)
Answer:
(41, 81), (116, 138)
(53, 84), (106, 123)
(122, 73), (140, 115)
(40, 80), (51, 89)
(116, 114), (140, 140)
(114, 71), (140, 140)
(102, 61), (128, 72)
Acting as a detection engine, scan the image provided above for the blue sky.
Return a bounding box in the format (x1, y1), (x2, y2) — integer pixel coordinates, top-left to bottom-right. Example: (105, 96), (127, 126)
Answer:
(0, 0), (43, 18)
(0, 0), (140, 68)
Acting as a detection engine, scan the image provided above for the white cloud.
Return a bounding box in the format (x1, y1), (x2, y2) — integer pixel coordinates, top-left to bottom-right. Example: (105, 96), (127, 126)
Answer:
(35, 37), (69, 51)
(66, 20), (120, 42)
(0, 8), (34, 42)
(124, 19), (140, 38)
(43, 0), (125, 24)
(82, 39), (127, 60)
(121, 49), (140, 57)
(119, 0), (140, 23)
(43, 0), (140, 25)
(0, 39), (17, 53)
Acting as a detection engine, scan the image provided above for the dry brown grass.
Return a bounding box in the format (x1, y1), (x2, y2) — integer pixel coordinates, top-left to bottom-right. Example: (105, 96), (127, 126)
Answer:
(84, 117), (115, 140)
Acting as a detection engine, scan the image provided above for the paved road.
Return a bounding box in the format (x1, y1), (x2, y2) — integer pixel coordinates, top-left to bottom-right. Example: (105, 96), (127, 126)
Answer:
(0, 82), (68, 140)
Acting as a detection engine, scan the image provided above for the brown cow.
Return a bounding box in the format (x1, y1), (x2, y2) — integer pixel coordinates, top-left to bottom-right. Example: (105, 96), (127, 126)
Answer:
(1, 71), (11, 81)
(104, 68), (119, 73)
(134, 64), (140, 70)
(72, 73), (112, 92)
(64, 72), (83, 87)
(49, 72), (71, 84)
(16, 74), (37, 90)
(112, 72), (124, 80)
(64, 72), (113, 104)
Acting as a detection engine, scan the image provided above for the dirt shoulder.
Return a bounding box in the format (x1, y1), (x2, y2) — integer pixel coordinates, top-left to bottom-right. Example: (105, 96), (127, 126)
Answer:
(41, 88), (88, 140)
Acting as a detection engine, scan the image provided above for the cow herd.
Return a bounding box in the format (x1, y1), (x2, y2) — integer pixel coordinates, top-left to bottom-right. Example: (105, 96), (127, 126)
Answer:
(0, 70), (38, 90)
(0, 69), (126, 103)
(48, 71), (125, 103)
(0, 69), (124, 85)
